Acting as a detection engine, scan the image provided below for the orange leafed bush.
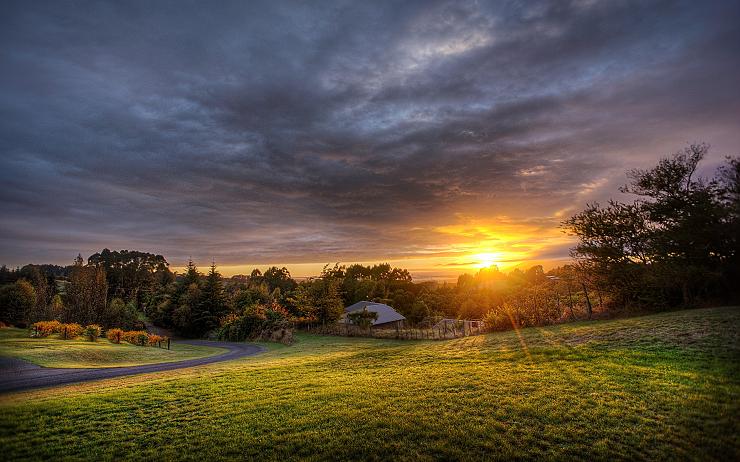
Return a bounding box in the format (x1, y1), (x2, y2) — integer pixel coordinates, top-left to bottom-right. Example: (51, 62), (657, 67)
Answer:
(122, 330), (149, 346)
(147, 334), (164, 346)
(106, 328), (124, 344)
(31, 320), (62, 337)
(59, 323), (83, 340)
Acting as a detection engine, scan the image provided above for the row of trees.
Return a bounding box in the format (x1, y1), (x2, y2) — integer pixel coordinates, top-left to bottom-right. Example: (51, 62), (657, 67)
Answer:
(0, 253), (155, 329)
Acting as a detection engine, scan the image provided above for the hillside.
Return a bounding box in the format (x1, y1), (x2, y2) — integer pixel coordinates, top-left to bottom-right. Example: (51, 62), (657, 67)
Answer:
(1, 307), (738, 461)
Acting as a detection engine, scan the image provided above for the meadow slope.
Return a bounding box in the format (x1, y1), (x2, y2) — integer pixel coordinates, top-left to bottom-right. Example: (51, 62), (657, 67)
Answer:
(1, 307), (738, 461)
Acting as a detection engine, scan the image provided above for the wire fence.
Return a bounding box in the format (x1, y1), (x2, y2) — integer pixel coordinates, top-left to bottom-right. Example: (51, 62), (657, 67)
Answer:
(302, 320), (485, 340)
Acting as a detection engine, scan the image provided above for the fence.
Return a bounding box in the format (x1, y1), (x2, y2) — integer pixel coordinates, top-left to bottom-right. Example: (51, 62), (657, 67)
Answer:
(302, 319), (485, 340)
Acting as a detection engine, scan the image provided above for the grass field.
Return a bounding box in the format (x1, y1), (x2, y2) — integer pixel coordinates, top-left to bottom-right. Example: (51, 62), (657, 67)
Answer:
(1, 307), (738, 461)
(0, 328), (225, 368)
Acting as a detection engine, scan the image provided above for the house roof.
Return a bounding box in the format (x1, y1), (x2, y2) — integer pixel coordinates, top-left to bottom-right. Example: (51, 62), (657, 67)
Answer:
(345, 301), (406, 325)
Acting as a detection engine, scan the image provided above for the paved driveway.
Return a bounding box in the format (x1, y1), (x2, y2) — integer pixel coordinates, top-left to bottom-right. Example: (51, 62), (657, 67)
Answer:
(0, 340), (266, 394)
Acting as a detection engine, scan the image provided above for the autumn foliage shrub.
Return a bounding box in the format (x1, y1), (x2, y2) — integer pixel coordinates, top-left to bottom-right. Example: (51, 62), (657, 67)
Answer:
(30, 320), (62, 337)
(83, 324), (102, 341)
(59, 323), (83, 340)
(122, 330), (149, 346)
(147, 334), (165, 346)
(106, 328), (124, 344)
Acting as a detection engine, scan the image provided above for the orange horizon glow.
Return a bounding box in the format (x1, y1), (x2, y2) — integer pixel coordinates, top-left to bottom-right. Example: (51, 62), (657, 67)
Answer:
(171, 215), (575, 281)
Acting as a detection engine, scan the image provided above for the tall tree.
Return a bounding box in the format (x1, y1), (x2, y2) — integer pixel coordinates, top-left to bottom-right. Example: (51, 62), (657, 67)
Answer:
(566, 144), (739, 308)
(65, 256), (108, 324)
(27, 266), (51, 322)
(87, 249), (172, 307)
(192, 263), (229, 335)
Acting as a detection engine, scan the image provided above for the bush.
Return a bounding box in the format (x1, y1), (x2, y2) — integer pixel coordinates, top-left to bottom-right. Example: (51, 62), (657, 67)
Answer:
(59, 323), (83, 340)
(147, 334), (164, 346)
(122, 330), (149, 346)
(83, 324), (102, 341)
(106, 328), (124, 344)
(218, 302), (293, 344)
(30, 320), (62, 337)
(483, 303), (517, 331)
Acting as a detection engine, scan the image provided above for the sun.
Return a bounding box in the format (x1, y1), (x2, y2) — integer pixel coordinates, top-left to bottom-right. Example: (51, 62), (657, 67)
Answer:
(473, 252), (501, 269)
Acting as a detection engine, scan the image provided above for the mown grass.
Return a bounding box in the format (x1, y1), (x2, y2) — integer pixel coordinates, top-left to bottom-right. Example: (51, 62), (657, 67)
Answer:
(0, 328), (225, 368)
(1, 307), (738, 461)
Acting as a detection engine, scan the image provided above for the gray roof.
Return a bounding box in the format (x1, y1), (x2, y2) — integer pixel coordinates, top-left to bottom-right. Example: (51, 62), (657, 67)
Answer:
(344, 300), (406, 325)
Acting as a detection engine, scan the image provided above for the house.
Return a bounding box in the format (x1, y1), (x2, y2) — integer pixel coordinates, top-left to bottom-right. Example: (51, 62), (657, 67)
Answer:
(342, 301), (406, 329)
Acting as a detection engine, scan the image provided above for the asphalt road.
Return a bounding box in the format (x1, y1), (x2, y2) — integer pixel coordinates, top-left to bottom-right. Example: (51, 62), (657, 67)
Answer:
(0, 340), (266, 394)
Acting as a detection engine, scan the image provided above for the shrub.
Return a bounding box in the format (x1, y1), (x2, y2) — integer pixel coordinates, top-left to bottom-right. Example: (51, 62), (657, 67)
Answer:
(59, 323), (83, 340)
(122, 330), (149, 346)
(83, 324), (102, 341)
(106, 328), (124, 344)
(147, 334), (164, 346)
(218, 302), (293, 343)
(30, 320), (62, 337)
(483, 303), (517, 331)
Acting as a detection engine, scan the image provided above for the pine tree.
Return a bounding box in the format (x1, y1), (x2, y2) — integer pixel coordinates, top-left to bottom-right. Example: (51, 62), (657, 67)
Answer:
(192, 263), (228, 336)
(182, 258), (200, 287)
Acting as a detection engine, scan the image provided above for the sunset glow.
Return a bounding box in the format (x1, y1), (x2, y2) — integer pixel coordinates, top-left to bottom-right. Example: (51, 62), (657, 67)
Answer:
(472, 253), (501, 269)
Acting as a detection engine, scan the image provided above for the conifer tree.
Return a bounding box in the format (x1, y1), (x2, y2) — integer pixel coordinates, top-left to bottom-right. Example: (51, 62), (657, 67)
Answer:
(191, 262), (228, 336)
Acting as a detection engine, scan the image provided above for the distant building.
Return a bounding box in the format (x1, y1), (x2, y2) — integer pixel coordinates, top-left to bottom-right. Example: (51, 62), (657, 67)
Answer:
(342, 301), (406, 329)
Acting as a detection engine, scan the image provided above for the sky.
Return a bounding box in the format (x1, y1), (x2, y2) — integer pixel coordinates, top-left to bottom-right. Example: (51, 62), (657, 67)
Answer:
(1, 0), (739, 280)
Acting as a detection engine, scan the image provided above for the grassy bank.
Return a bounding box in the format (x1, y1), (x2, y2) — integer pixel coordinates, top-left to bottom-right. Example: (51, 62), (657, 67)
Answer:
(1, 307), (738, 460)
(0, 328), (225, 368)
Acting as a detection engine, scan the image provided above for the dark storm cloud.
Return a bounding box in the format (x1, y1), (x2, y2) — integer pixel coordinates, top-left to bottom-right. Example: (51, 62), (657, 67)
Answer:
(1, 0), (739, 272)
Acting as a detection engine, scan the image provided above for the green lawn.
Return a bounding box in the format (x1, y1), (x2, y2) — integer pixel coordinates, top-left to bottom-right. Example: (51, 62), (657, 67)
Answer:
(0, 328), (225, 368)
(1, 307), (738, 461)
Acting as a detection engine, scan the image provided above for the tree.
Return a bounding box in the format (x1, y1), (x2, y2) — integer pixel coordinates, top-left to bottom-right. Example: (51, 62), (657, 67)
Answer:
(565, 144), (739, 308)
(87, 249), (172, 306)
(50, 294), (64, 320)
(0, 280), (36, 325)
(192, 263), (229, 335)
(314, 277), (344, 325)
(173, 283), (200, 335)
(292, 277), (344, 325)
(26, 265), (52, 322)
(102, 297), (139, 329)
(262, 266), (297, 295)
(65, 256), (108, 324)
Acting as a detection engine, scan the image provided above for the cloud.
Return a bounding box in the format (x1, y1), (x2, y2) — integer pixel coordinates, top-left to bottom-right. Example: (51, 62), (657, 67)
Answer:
(1, 0), (739, 275)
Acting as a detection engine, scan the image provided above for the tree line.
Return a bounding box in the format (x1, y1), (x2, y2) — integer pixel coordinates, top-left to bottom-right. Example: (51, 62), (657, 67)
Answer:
(1, 144), (737, 336)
